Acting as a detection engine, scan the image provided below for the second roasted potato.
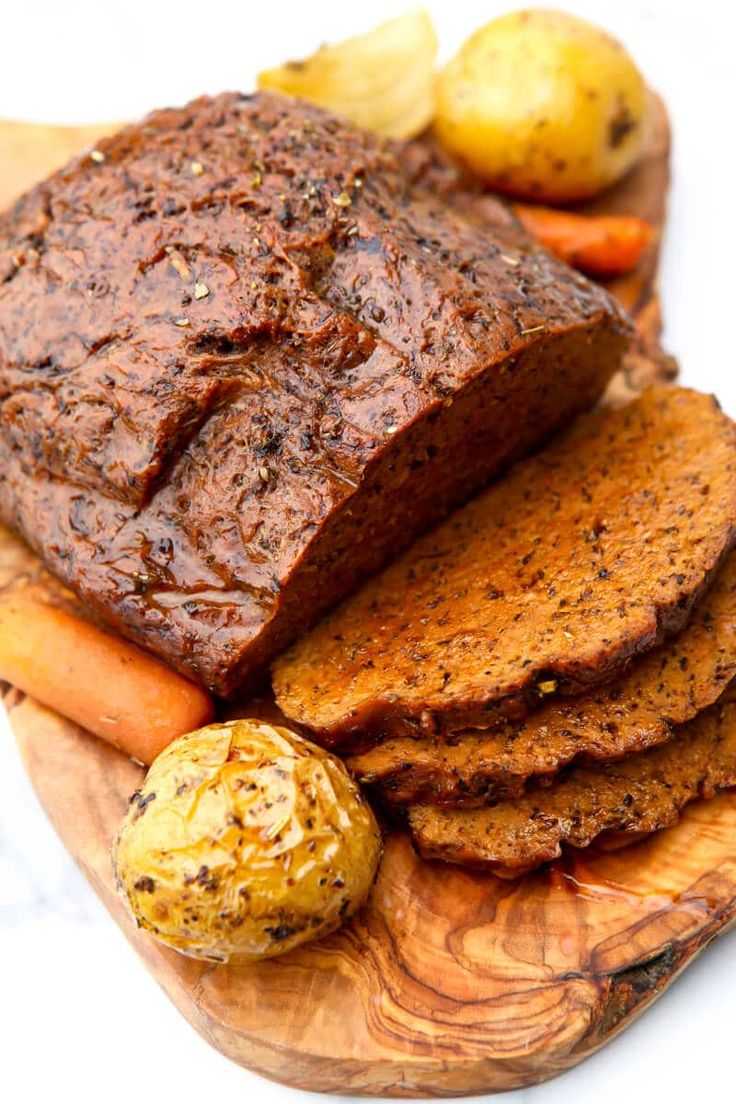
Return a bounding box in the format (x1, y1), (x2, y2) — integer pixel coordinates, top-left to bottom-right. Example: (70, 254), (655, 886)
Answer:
(435, 9), (647, 202)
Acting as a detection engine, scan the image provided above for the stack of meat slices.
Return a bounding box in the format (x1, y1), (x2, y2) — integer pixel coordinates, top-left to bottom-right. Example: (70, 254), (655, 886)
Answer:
(273, 385), (736, 876)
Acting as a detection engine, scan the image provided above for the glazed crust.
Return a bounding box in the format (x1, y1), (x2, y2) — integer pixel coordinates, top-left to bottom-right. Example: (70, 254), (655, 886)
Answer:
(0, 91), (628, 696)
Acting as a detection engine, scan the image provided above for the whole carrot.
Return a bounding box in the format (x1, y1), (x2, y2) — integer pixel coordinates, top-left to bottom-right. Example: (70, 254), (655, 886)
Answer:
(0, 588), (214, 764)
(514, 203), (655, 277)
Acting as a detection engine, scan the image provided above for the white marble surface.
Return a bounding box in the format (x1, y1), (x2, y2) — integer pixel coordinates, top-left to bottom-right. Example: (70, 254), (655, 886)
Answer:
(2, 1), (735, 1101)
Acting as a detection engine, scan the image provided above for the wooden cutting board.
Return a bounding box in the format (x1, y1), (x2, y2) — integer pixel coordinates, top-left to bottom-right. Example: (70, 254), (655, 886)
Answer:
(7, 684), (736, 1097)
(5, 101), (734, 1098)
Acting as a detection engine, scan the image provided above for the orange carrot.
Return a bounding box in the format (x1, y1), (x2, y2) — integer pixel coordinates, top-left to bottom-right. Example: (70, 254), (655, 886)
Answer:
(0, 589), (214, 763)
(514, 203), (656, 277)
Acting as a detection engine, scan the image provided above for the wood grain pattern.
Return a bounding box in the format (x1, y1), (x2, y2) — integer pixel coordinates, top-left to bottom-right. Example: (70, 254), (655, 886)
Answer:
(3, 96), (729, 1098)
(7, 689), (736, 1096)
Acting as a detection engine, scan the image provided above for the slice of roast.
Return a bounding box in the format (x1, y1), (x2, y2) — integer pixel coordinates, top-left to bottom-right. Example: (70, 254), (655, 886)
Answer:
(408, 690), (736, 876)
(347, 550), (736, 805)
(274, 387), (736, 743)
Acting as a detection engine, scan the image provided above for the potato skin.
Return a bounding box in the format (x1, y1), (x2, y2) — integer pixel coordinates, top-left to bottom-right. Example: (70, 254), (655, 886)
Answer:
(435, 10), (647, 202)
(112, 720), (382, 963)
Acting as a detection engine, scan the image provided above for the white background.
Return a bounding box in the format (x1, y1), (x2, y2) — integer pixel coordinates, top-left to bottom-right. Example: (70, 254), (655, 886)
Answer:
(1, 2), (735, 1102)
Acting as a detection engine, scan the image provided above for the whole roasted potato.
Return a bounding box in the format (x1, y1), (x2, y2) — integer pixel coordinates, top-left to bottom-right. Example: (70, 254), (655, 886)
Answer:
(435, 9), (647, 202)
(112, 719), (382, 963)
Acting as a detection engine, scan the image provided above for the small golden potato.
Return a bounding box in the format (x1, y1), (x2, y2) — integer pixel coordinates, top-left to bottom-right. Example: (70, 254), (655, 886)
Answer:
(112, 720), (382, 963)
(435, 9), (647, 201)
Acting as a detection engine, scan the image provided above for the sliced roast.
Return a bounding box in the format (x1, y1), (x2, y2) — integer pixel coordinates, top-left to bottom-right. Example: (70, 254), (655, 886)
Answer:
(408, 690), (736, 876)
(347, 550), (736, 805)
(274, 387), (736, 742)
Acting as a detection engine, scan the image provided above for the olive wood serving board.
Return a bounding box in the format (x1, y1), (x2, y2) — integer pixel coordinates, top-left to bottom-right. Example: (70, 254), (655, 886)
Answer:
(4, 97), (727, 1098)
(7, 687), (736, 1097)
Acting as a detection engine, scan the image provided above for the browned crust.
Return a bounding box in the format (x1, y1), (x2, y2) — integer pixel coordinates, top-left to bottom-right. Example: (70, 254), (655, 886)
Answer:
(0, 92), (630, 698)
(409, 691), (736, 876)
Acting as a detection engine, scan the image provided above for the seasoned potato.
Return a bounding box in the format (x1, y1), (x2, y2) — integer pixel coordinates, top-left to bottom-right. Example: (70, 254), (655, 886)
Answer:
(112, 720), (382, 963)
(258, 11), (437, 139)
(435, 9), (647, 201)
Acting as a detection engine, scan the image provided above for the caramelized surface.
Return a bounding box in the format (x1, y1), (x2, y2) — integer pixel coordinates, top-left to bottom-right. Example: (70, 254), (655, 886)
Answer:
(0, 92), (627, 696)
